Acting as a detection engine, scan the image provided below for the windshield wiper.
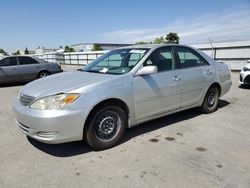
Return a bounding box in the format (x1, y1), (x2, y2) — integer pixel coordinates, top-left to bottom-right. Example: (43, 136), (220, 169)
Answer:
(77, 69), (121, 75)
(77, 69), (104, 74)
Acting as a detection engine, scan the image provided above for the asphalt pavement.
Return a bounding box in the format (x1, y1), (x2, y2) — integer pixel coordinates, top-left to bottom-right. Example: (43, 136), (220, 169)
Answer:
(0, 70), (249, 188)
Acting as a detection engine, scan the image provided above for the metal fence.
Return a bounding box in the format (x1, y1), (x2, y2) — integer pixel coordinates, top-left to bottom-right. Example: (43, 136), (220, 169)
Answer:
(197, 46), (250, 70)
(32, 51), (107, 65)
(32, 52), (65, 64)
(31, 45), (250, 70)
(63, 51), (107, 65)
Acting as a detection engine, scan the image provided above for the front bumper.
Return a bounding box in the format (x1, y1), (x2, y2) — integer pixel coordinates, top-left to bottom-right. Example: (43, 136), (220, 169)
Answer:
(13, 98), (86, 144)
(240, 71), (250, 85)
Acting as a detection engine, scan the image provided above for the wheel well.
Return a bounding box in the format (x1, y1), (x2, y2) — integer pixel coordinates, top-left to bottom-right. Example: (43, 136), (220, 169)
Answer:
(209, 82), (221, 96)
(83, 98), (129, 135)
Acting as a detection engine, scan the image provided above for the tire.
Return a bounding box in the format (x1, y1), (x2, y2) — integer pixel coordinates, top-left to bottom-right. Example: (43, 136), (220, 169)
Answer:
(240, 84), (246, 88)
(201, 86), (219, 114)
(38, 71), (50, 78)
(84, 105), (127, 150)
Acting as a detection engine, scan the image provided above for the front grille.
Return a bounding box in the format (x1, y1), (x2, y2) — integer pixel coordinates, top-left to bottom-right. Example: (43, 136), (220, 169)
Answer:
(20, 93), (35, 106)
(240, 75), (243, 82)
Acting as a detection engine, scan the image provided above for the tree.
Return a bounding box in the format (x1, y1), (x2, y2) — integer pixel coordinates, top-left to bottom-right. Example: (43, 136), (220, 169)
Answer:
(64, 46), (75, 53)
(153, 36), (165, 44)
(165, 32), (179, 44)
(24, 47), (29, 54)
(92, 44), (102, 51)
(134, 32), (180, 45)
(0, 48), (7, 55)
(14, 50), (20, 55)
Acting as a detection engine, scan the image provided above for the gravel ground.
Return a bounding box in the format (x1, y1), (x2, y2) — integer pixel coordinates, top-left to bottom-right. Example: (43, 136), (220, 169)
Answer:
(0, 71), (249, 188)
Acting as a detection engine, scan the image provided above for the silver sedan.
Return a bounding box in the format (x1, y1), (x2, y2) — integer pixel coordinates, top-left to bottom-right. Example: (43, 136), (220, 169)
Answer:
(0, 56), (62, 84)
(13, 45), (232, 150)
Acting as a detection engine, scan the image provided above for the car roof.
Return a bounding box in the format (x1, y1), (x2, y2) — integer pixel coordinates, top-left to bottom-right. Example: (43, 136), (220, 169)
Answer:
(3, 55), (33, 58)
(116, 44), (191, 50)
(0, 56), (47, 63)
(3, 55), (41, 60)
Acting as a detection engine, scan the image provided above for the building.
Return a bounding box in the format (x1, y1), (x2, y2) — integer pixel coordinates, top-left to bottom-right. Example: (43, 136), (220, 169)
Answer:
(18, 47), (61, 55)
(19, 50), (35, 55)
(34, 47), (60, 54)
(70, 43), (132, 52)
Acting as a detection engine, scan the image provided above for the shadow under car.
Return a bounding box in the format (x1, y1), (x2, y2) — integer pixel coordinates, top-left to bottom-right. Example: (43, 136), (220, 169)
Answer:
(28, 99), (230, 157)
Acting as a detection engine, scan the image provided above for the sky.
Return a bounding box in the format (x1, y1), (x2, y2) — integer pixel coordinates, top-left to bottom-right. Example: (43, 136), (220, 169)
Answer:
(0, 0), (250, 52)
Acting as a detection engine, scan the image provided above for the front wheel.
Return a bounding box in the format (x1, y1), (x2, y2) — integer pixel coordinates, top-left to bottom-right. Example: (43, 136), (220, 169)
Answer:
(84, 105), (127, 150)
(201, 86), (219, 114)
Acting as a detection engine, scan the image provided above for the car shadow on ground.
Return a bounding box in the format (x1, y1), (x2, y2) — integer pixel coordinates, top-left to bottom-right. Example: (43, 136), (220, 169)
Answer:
(27, 137), (92, 157)
(239, 85), (250, 89)
(28, 99), (230, 157)
(121, 99), (230, 144)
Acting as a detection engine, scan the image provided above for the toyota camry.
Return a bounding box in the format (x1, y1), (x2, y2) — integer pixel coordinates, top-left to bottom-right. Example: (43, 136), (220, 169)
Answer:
(13, 44), (232, 150)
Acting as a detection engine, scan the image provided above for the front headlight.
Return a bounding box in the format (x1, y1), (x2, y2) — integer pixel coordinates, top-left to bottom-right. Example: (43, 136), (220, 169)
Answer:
(243, 67), (250, 72)
(30, 93), (80, 110)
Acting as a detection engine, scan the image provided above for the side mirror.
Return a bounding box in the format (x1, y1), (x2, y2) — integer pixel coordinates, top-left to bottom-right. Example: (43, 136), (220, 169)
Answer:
(136, 66), (158, 76)
(247, 60), (250, 64)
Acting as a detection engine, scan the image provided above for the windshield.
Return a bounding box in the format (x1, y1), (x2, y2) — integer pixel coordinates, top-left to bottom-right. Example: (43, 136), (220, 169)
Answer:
(81, 48), (148, 75)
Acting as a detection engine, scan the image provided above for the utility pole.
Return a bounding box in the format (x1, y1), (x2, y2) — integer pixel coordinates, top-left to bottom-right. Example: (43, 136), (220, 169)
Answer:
(208, 37), (215, 59)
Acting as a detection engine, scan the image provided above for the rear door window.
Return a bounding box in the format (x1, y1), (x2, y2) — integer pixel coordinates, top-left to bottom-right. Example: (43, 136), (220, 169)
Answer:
(176, 46), (208, 68)
(18, 57), (38, 65)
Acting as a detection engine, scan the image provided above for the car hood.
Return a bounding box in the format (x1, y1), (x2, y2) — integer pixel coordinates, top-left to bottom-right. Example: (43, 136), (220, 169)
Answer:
(20, 71), (116, 98)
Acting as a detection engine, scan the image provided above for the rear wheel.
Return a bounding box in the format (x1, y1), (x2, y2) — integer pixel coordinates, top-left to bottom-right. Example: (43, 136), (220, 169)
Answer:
(201, 86), (219, 114)
(84, 105), (127, 150)
(38, 71), (50, 78)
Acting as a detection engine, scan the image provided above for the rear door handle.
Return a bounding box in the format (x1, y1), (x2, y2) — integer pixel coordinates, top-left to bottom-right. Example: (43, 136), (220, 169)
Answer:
(173, 76), (182, 81)
(206, 70), (213, 75)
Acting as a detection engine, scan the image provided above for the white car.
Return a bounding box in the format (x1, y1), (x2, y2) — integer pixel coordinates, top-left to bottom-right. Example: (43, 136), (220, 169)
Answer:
(240, 60), (250, 86)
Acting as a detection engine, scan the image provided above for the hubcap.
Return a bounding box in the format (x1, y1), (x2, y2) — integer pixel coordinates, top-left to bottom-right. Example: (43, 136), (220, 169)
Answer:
(40, 73), (48, 78)
(207, 91), (216, 107)
(94, 111), (121, 142)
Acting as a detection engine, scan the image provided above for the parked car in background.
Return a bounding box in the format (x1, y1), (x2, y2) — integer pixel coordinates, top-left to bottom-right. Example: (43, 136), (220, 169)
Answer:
(13, 44), (232, 150)
(0, 56), (62, 84)
(240, 60), (250, 86)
